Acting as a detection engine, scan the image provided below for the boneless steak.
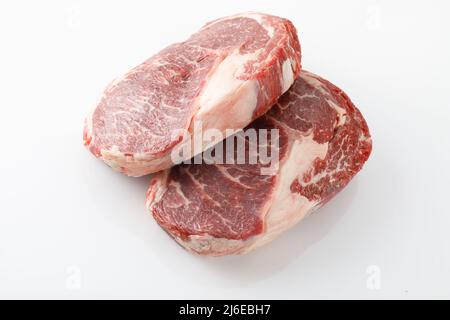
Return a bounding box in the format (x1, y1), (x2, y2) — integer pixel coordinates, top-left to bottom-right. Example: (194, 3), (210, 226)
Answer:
(146, 71), (372, 256)
(84, 12), (301, 177)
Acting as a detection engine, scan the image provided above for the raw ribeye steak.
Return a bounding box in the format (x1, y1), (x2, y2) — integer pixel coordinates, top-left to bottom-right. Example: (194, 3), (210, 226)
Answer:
(84, 12), (301, 177)
(146, 71), (372, 256)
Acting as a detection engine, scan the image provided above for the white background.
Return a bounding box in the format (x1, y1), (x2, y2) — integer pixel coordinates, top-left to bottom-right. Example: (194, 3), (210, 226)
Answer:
(0, 0), (449, 299)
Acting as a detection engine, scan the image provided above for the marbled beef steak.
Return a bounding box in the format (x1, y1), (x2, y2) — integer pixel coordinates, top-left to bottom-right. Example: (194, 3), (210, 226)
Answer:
(84, 12), (301, 177)
(146, 71), (372, 256)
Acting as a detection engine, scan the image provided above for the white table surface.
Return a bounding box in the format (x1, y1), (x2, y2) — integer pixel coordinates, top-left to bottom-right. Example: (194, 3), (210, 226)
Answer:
(1, 0), (449, 299)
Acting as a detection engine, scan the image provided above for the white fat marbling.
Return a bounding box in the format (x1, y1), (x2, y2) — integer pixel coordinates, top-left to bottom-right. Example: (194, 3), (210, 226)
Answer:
(251, 134), (329, 249)
(281, 59), (295, 93)
(198, 50), (259, 118)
